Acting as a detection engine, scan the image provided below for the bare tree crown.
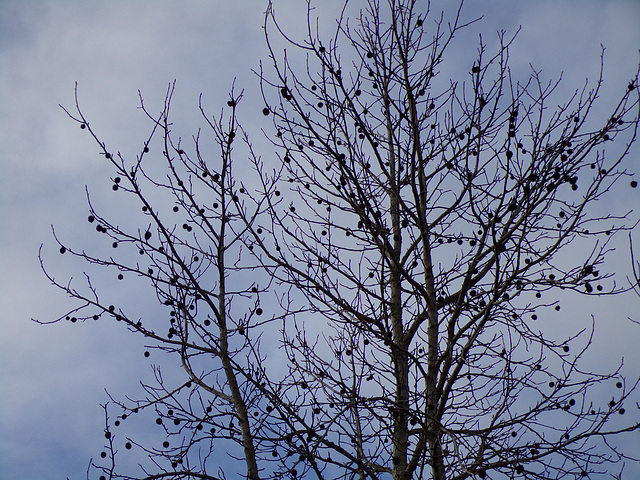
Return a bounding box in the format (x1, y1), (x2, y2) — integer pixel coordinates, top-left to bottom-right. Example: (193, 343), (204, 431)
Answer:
(41, 1), (640, 479)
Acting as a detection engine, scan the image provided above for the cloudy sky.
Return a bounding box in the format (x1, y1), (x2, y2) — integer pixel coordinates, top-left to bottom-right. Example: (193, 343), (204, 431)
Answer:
(1, 1), (639, 479)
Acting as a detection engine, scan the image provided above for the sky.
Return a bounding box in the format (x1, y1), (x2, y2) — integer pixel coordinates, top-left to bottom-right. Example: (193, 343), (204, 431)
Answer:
(0, 1), (639, 479)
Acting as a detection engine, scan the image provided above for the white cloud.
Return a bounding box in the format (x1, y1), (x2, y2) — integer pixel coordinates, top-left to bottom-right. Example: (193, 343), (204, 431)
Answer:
(1, 1), (639, 479)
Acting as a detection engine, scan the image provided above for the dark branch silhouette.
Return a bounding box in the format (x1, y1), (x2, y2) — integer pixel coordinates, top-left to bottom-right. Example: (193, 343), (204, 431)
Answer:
(38, 1), (640, 479)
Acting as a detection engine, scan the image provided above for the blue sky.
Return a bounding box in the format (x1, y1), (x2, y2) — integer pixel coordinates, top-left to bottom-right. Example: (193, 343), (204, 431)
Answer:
(1, 1), (639, 479)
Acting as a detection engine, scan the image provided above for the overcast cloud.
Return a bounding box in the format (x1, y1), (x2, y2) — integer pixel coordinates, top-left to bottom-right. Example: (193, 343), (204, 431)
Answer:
(1, 1), (639, 479)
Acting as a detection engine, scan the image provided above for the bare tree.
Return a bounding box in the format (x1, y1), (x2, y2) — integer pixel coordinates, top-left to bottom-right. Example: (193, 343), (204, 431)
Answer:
(39, 1), (640, 479)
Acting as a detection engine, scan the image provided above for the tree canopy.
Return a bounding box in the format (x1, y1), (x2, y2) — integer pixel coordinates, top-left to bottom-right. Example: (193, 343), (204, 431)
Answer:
(41, 1), (640, 479)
